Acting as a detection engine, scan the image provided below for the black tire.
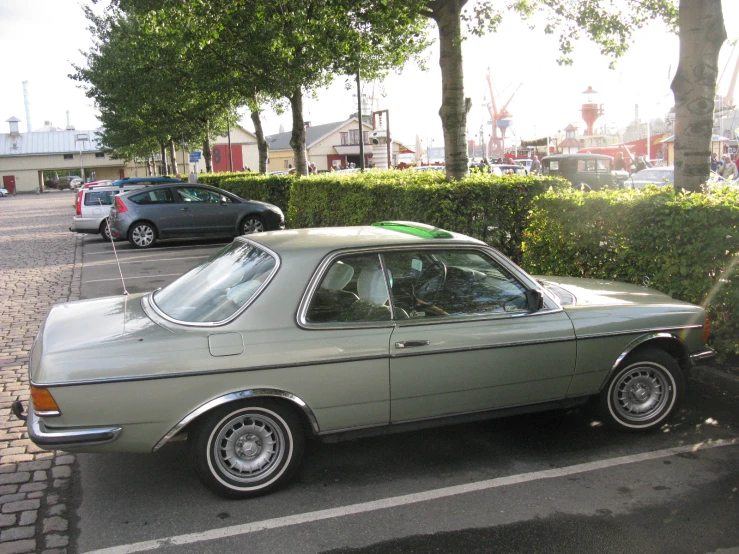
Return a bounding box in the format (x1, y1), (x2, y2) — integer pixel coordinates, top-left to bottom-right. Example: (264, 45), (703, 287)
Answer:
(599, 348), (684, 431)
(99, 219), (113, 241)
(128, 221), (157, 249)
(188, 400), (304, 499)
(241, 215), (265, 235)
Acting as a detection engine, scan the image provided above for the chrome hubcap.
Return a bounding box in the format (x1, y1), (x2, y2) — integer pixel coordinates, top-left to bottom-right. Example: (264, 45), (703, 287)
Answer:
(213, 413), (284, 483)
(132, 225), (153, 246)
(243, 219), (264, 234)
(612, 365), (669, 422)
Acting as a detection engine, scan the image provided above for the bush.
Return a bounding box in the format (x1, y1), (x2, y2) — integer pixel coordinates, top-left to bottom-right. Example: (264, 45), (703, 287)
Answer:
(287, 170), (568, 263)
(522, 186), (739, 359)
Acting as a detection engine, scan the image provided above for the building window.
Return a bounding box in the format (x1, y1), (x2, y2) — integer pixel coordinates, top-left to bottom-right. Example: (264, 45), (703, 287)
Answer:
(63, 154), (73, 160)
(340, 132), (349, 146)
(363, 131), (369, 144)
(349, 129), (360, 144)
(95, 152), (105, 158)
(284, 159), (289, 169)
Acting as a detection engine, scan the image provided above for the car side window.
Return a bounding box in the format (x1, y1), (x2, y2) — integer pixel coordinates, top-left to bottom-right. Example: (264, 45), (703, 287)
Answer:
(305, 254), (391, 324)
(177, 187), (221, 203)
(129, 188), (174, 205)
(382, 250), (529, 320)
(85, 191), (114, 206)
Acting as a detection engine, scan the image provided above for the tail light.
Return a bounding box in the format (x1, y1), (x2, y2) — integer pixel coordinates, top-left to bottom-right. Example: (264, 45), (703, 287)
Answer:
(114, 196), (128, 213)
(76, 191), (82, 216)
(702, 314), (711, 343)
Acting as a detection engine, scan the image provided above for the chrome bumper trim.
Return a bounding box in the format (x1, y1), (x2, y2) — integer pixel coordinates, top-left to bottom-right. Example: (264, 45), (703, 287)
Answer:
(690, 348), (716, 364)
(28, 409), (122, 449)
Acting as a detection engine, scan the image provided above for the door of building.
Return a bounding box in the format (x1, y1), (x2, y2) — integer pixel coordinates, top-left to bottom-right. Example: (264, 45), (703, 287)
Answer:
(2, 176), (16, 194)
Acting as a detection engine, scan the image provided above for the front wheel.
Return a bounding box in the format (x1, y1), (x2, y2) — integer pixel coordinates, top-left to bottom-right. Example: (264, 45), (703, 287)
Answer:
(128, 222), (156, 249)
(189, 400), (304, 499)
(241, 215), (265, 235)
(599, 349), (684, 431)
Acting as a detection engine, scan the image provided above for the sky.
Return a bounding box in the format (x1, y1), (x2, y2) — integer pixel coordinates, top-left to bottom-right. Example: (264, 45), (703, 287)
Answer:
(0, 0), (738, 150)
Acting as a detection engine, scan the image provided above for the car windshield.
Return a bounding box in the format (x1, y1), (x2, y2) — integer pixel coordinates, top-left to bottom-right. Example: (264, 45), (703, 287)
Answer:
(152, 240), (277, 324)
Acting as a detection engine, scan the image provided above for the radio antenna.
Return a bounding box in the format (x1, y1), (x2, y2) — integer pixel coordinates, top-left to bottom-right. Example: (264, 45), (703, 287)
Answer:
(99, 196), (128, 295)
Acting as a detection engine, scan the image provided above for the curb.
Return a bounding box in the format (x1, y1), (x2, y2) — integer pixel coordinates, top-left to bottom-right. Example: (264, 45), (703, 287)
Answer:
(689, 364), (739, 396)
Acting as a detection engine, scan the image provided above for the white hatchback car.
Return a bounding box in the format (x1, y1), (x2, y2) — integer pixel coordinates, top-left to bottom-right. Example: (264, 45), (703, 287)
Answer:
(70, 184), (147, 240)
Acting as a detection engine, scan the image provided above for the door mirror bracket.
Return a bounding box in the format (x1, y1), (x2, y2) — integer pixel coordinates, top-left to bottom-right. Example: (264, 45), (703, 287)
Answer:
(524, 290), (544, 313)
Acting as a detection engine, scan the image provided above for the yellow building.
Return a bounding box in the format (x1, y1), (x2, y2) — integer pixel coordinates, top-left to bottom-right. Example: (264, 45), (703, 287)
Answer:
(1, 116), (131, 193)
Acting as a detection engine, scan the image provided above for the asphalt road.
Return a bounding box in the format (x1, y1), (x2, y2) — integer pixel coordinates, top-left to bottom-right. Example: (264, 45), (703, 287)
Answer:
(71, 232), (739, 554)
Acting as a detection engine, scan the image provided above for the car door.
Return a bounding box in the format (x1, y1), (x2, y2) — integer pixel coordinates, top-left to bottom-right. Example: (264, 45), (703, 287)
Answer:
(126, 187), (182, 237)
(383, 248), (577, 423)
(173, 186), (230, 236)
(298, 251), (395, 430)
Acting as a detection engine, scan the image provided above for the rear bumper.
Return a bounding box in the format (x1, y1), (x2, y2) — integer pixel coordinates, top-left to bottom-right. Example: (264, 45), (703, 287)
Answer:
(690, 347), (716, 365)
(71, 216), (105, 233)
(17, 401), (122, 450)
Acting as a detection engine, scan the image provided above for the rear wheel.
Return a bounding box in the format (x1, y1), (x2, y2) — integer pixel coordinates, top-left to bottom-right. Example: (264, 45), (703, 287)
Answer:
(599, 348), (684, 431)
(241, 215), (265, 235)
(189, 400), (304, 499)
(99, 219), (112, 241)
(128, 222), (156, 249)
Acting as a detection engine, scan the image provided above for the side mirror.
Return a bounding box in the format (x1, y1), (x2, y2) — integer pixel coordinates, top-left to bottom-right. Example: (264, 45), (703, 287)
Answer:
(524, 290), (544, 313)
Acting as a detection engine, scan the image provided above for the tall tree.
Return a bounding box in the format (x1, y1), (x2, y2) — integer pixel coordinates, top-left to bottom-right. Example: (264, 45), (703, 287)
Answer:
(671, 0), (726, 192)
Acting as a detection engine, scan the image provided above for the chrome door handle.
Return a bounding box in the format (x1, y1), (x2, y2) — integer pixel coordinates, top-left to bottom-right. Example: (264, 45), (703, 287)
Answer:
(395, 340), (430, 349)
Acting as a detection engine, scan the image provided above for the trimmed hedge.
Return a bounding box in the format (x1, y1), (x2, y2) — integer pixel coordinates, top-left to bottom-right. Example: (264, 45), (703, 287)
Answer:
(522, 186), (739, 358)
(286, 170), (568, 263)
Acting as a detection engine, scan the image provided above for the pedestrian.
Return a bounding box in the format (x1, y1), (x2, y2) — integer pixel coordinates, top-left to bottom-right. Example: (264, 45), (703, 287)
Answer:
(530, 155), (541, 175)
(634, 156), (647, 173)
(615, 152), (626, 171)
(710, 154), (719, 172)
(719, 155), (738, 180)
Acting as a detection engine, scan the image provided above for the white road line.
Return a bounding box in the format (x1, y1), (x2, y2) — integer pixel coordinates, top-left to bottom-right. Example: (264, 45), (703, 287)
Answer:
(84, 243), (227, 256)
(84, 255), (208, 267)
(82, 273), (185, 284)
(82, 438), (738, 554)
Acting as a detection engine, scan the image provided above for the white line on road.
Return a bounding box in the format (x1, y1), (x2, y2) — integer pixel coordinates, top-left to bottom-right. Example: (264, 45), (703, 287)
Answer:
(82, 438), (738, 554)
(84, 255), (208, 267)
(82, 273), (185, 284)
(84, 243), (227, 256)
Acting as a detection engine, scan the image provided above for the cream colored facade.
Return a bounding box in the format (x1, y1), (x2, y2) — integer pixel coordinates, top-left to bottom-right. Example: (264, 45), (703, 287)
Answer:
(266, 119), (410, 172)
(211, 125), (260, 173)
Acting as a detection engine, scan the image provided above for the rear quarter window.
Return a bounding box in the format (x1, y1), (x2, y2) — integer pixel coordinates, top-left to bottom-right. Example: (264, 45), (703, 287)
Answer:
(84, 191), (114, 206)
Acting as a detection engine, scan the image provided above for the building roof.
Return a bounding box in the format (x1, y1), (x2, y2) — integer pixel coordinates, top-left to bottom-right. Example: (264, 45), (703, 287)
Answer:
(266, 118), (371, 151)
(0, 129), (102, 157)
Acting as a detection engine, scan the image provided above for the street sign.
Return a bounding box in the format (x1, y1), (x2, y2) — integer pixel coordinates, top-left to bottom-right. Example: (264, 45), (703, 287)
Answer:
(189, 151), (202, 163)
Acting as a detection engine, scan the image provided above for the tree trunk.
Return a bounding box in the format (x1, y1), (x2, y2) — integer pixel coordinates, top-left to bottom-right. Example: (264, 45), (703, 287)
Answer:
(169, 139), (179, 176)
(160, 143), (168, 175)
(250, 101), (269, 174)
(670, 0), (726, 192)
(203, 119), (213, 173)
(432, 0), (469, 180)
(289, 87), (309, 176)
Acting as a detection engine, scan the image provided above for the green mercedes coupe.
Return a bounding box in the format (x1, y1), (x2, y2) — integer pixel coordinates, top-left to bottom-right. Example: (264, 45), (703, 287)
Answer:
(15, 222), (713, 498)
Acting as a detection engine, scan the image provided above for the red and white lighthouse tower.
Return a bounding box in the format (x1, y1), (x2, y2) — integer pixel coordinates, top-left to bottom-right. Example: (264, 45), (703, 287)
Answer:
(581, 86), (603, 136)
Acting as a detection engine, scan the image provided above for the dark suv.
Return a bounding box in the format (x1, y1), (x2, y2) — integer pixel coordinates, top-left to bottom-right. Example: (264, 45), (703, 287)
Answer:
(541, 154), (628, 190)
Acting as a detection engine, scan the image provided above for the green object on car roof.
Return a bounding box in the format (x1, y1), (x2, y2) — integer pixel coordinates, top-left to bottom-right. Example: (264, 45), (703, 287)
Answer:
(372, 221), (454, 239)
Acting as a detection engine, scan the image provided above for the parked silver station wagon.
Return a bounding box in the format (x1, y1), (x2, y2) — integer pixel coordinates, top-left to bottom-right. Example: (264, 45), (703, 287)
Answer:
(15, 222), (713, 498)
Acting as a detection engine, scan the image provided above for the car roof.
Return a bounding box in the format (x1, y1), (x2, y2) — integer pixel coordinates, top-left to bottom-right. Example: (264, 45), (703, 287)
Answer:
(111, 177), (183, 186)
(542, 154), (613, 161)
(243, 223), (485, 257)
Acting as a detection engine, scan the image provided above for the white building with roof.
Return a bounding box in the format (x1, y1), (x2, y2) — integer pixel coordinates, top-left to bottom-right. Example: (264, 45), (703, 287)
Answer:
(0, 116), (131, 193)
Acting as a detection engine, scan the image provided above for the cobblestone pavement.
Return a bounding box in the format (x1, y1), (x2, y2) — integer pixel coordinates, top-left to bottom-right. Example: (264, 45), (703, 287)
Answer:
(0, 193), (81, 554)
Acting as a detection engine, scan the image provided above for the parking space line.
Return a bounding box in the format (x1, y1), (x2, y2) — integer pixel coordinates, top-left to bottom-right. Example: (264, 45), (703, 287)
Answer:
(82, 438), (738, 554)
(84, 243), (228, 256)
(84, 255), (209, 267)
(82, 273), (186, 284)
